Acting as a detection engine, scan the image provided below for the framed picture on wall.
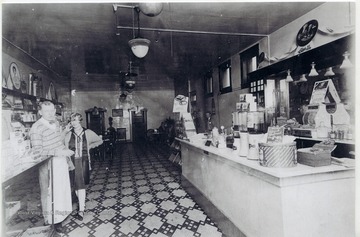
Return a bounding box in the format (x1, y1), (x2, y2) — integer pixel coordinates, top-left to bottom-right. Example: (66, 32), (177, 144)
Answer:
(112, 109), (123, 117)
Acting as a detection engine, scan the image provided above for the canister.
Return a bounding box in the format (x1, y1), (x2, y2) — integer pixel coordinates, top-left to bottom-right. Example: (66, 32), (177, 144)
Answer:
(238, 132), (249, 157)
(247, 133), (264, 160)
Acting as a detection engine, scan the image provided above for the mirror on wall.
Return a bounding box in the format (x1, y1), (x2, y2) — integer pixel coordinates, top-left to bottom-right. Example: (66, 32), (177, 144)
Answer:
(204, 71), (213, 96)
(218, 60), (232, 94)
(240, 44), (259, 88)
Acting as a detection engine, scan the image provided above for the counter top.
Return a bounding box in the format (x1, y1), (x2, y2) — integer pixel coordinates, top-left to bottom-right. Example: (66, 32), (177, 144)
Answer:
(295, 136), (355, 145)
(176, 135), (355, 187)
(2, 151), (46, 185)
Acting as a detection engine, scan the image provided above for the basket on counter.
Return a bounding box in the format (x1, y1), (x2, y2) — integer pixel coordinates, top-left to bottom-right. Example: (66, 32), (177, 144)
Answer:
(259, 142), (297, 167)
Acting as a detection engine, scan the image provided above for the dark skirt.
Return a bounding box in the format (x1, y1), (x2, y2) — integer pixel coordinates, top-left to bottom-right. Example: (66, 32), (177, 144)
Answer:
(70, 156), (90, 190)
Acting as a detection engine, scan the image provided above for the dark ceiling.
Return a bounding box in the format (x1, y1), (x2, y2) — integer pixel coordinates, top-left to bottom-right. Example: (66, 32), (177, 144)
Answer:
(2, 2), (324, 80)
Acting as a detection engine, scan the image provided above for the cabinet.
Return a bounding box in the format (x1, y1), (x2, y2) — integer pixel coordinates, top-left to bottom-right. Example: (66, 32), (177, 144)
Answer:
(85, 107), (107, 135)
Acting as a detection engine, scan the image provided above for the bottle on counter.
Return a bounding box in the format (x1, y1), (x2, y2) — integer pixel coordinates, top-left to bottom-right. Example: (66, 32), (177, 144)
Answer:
(329, 130), (336, 139)
(346, 126), (353, 140)
(218, 126), (227, 149)
(316, 122), (330, 139)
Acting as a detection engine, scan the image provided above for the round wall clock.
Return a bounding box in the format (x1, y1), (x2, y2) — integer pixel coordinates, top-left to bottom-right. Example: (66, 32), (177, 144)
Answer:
(296, 20), (318, 47)
(9, 62), (21, 90)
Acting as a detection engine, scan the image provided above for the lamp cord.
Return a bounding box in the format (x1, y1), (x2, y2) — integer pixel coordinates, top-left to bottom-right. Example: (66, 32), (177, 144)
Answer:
(132, 8), (135, 39)
(136, 7), (141, 38)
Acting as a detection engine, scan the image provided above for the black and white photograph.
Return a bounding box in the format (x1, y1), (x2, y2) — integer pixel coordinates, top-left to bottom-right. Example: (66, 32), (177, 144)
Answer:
(1, 1), (357, 237)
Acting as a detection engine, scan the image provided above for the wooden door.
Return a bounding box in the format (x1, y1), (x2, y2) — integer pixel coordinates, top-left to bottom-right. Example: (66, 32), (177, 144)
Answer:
(131, 109), (147, 143)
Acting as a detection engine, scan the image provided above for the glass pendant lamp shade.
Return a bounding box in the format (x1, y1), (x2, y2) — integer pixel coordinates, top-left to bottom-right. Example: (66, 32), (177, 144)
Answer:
(340, 51), (353, 69)
(308, 62), (319, 77)
(125, 80), (136, 92)
(285, 69), (293, 82)
(298, 74), (307, 82)
(129, 38), (150, 58)
(324, 67), (335, 77)
(139, 3), (163, 17)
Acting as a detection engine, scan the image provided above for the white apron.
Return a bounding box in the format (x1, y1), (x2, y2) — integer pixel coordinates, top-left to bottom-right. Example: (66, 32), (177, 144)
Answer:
(39, 156), (72, 224)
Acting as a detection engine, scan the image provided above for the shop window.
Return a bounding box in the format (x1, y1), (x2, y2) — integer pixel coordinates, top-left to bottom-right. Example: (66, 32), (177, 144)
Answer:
(219, 60), (232, 94)
(240, 44), (259, 88)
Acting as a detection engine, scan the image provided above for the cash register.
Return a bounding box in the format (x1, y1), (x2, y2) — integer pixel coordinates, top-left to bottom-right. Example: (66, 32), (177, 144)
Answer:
(292, 79), (350, 138)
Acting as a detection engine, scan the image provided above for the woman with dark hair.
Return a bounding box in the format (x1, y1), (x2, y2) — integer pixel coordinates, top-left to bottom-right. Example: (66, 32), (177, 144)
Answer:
(64, 113), (103, 220)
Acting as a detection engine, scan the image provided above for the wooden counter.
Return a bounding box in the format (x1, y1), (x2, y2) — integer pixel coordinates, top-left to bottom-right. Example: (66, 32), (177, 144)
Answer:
(178, 136), (355, 237)
(2, 151), (44, 186)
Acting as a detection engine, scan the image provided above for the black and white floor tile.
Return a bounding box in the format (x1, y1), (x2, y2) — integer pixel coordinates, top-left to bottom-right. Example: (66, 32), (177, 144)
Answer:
(4, 143), (224, 237)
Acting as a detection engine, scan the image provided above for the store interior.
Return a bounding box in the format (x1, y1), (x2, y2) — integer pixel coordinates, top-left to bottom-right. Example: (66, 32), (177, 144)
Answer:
(1, 2), (357, 237)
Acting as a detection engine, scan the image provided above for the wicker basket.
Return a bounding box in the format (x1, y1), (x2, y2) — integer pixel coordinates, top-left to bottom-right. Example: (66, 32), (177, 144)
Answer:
(259, 142), (297, 167)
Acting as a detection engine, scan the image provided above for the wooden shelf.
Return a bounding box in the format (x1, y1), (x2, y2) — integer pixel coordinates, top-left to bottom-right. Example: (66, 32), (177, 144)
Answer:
(248, 34), (353, 81)
(2, 87), (62, 105)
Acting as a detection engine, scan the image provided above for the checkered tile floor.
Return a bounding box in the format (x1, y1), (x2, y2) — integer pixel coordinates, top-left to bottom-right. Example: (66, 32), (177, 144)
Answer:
(5, 143), (224, 237)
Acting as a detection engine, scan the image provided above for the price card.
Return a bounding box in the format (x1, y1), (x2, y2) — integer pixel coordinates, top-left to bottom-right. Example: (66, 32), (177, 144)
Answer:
(267, 126), (284, 143)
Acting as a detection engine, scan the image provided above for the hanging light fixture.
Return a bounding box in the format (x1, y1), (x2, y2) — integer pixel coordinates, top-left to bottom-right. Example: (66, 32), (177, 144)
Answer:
(324, 67), (335, 77)
(285, 69), (293, 82)
(308, 62), (319, 77)
(119, 92), (127, 101)
(125, 61), (137, 92)
(138, 2), (163, 17)
(129, 7), (150, 58)
(340, 51), (353, 69)
(298, 74), (308, 82)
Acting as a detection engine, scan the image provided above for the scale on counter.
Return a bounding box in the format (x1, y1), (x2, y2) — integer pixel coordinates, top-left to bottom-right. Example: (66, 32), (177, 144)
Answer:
(293, 79), (350, 138)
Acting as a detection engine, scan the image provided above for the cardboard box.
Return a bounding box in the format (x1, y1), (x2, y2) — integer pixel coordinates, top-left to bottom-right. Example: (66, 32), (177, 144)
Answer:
(297, 148), (331, 167)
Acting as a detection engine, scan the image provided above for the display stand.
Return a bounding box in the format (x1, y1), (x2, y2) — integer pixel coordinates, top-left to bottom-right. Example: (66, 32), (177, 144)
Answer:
(168, 141), (182, 166)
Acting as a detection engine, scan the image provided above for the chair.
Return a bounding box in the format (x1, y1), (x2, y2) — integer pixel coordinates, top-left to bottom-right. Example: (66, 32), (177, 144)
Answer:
(146, 129), (155, 142)
(102, 128), (117, 160)
(102, 138), (114, 160)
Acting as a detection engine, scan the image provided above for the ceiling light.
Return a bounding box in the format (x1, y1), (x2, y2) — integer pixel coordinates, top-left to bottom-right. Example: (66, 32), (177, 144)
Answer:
(129, 38), (150, 58)
(308, 62), (319, 77)
(138, 3), (163, 17)
(125, 80), (136, 92)
(298, 74), (307, 82)
(119, 92), (127, 101)
(340, 51), (353, 69)
(129, 7), (150, 58)
(285, 69), (293, 82)
(324, 67), (335, 77)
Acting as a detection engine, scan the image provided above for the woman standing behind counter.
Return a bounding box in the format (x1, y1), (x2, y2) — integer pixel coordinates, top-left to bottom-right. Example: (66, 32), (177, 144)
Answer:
(64, 113), (103, 220)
